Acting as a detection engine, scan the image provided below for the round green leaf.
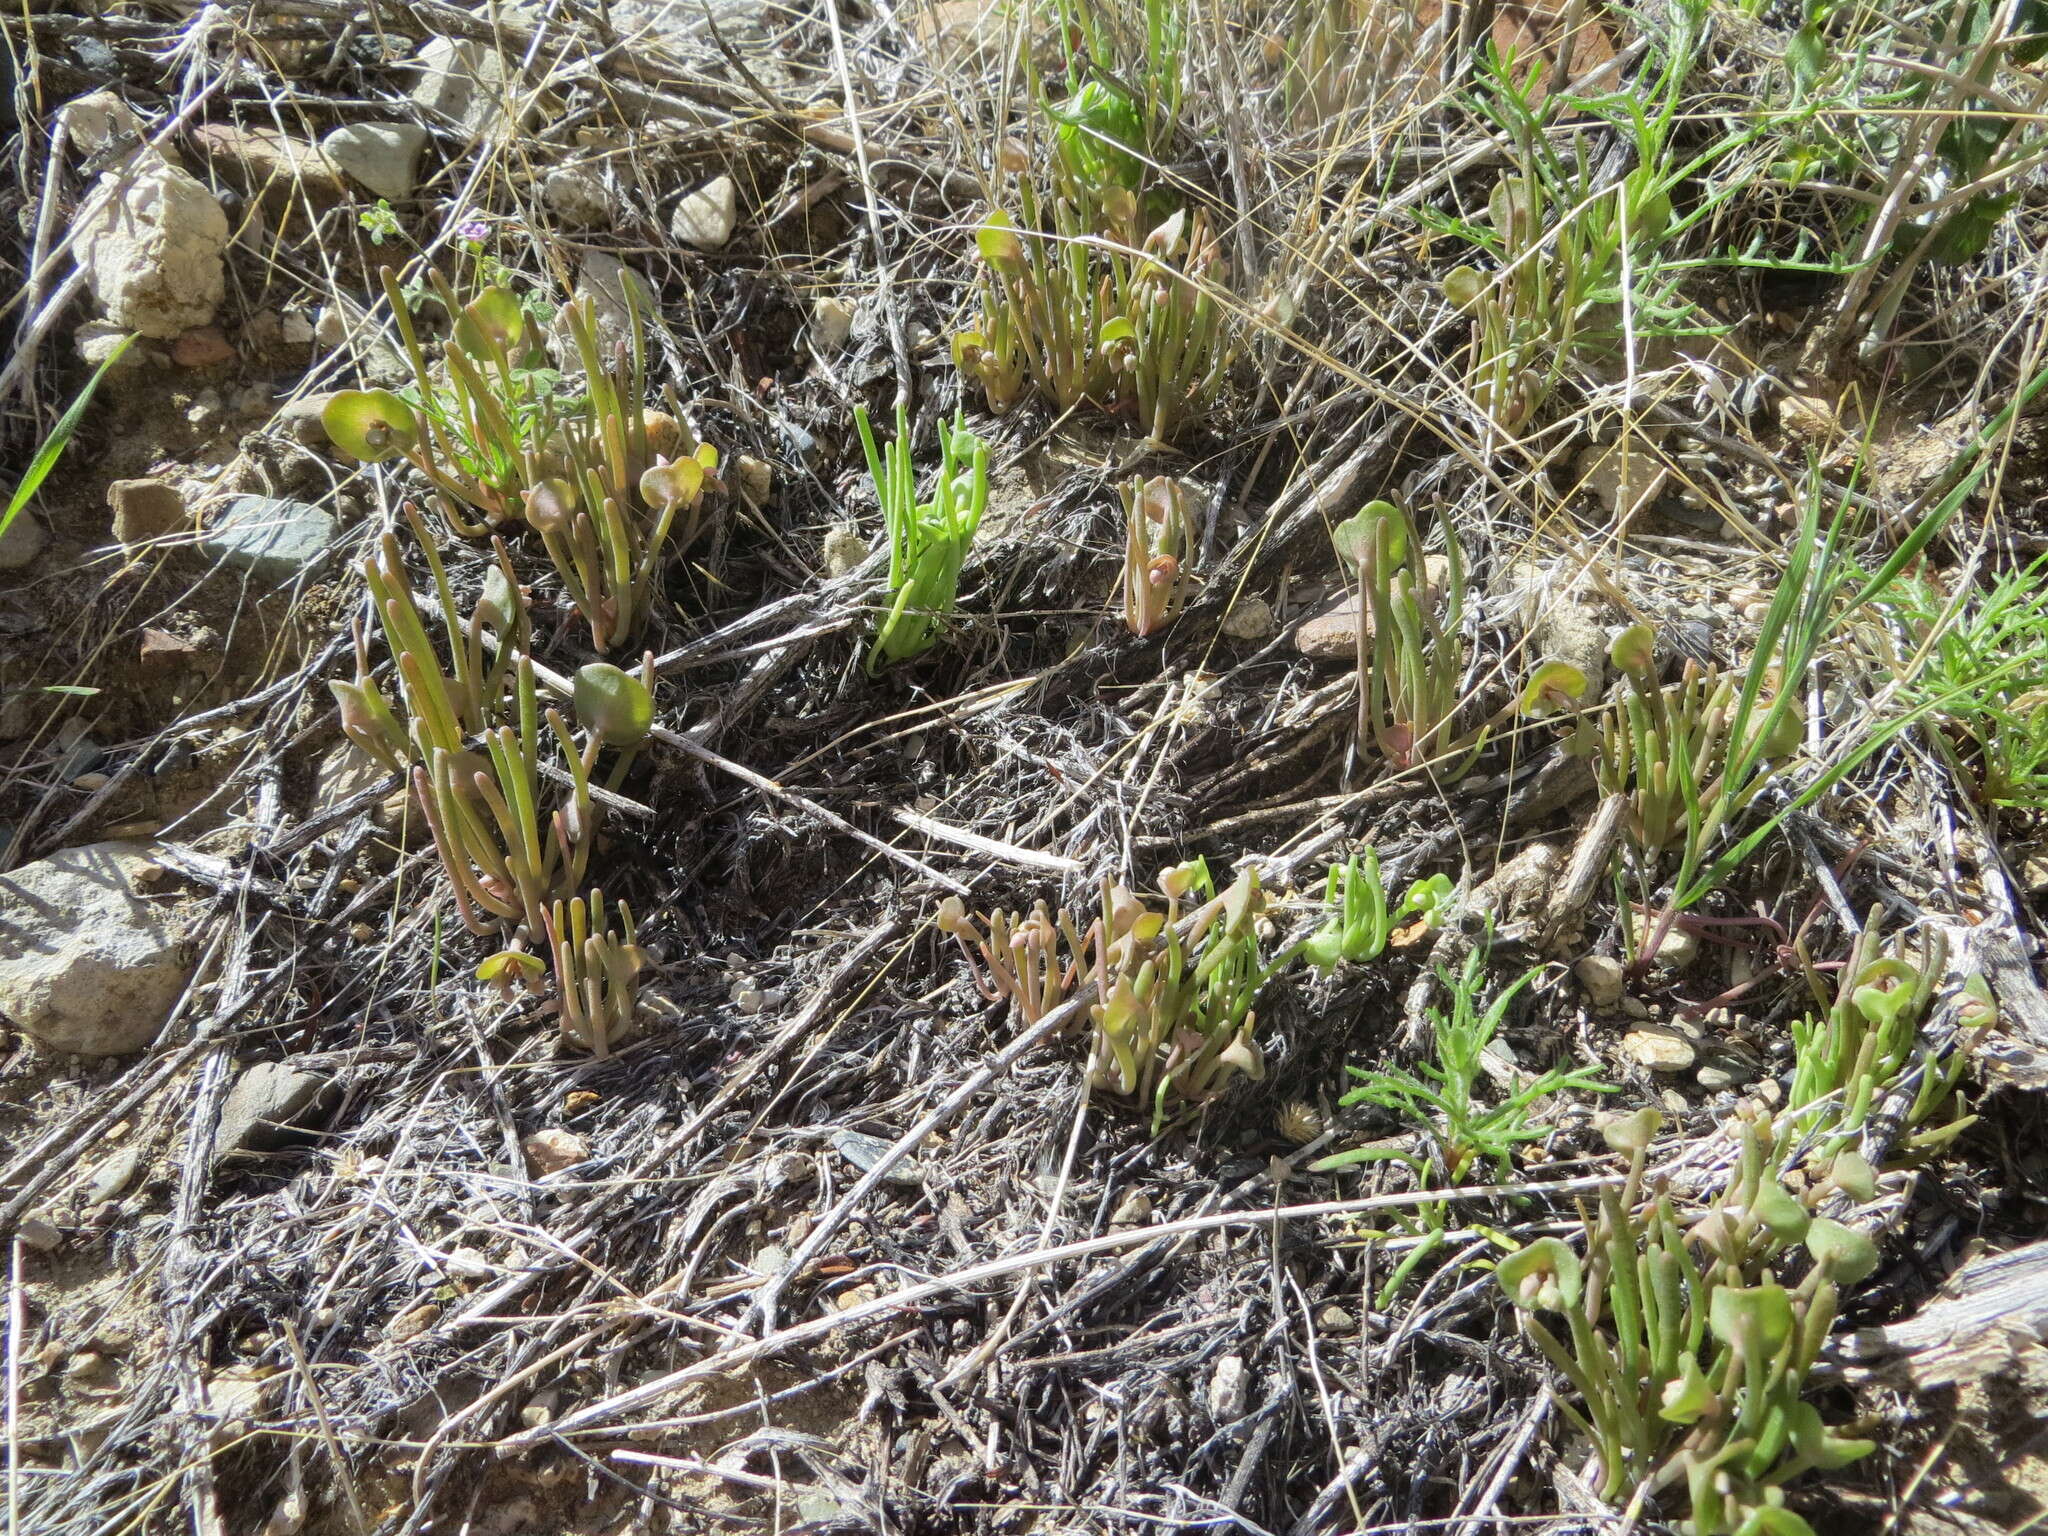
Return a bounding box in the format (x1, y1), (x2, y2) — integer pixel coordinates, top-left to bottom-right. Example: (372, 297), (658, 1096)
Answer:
(322, 389), (418, 462)
(574, 662), (654, 747)
(1497, 1237), (1582, 1312)
(1805, 1217), (1879, 1284)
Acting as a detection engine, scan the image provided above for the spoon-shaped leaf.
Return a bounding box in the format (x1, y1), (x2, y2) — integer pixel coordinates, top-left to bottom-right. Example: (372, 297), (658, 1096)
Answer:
(323, 389), (418, 462)
(574, 662), (654, 747)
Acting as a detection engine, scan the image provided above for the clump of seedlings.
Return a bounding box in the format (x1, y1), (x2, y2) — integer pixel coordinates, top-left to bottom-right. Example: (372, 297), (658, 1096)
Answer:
(1315, 939), (1608, 1302)
(1498, 1109), (1883, 1536)
(1787, 918), (1988, 1153)
(953, 168), (1236, 443)
(544, 888), (649, 1057)
(938, 860), (1283, 1130)
(858, 402), (989, 672)
(324, 265), (720, 651)
(331, 510), (654, 939)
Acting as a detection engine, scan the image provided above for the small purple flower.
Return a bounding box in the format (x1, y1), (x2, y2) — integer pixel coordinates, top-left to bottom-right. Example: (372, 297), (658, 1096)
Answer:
(455, 216), (489, 243)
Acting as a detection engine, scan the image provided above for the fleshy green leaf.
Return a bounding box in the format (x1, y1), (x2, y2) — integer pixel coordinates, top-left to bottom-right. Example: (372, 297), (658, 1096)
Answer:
(322, 389), (419, 462)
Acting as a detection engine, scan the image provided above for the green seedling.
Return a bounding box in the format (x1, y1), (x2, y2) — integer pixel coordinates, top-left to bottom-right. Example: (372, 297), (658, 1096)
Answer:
(1889, 554), (2048, 812)
(1315, 938), (1608, 1303)
(1084, 860), (1279, 1130)
(1788, 918), (1981, 1149)
(544, 888), (648, 1057)
(1585, 623), (1804, 943)
(857, 403), (989, 672)
(1498, 1109), (1877, 1534)
(1119, 474), (1196, 637)
(326, 266), (718, 650)
(955, 180), (1235, 442)
(1301, 852), (1451, 971)
(333, 513), (654, 937)
(325, 270), (563, 533)
(1331, 499), (1483, 777)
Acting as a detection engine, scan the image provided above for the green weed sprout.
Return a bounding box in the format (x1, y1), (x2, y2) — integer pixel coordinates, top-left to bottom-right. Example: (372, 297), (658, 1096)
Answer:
(1317, 944), (1607, 1182)
(544, 888), (648, 1058)
(1119, 474), (1196, 637)
(1314, 940), (1608, 1303)
(1427, 11), (1760, 428)
(1300, 851), (1455, 971)
(1331, 499), (1483, 777)
(857, 403), (988, 672)
(954, 179), (1235, 442)
(324, 269), (562, 534)
(1787, 919), (1982, 1151)
(1499, 1110), (1879, 1535)
(1890, 554), (2048, 811)
(1589, 624), (1803, 909)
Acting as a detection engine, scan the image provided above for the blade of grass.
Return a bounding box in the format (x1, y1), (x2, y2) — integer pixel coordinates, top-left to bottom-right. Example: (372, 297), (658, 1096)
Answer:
(1, 334), (136, 541)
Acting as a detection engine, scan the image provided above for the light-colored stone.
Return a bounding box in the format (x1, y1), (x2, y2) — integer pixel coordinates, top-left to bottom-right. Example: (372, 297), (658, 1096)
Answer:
(75, 158), (229, 338)
(542, 165), (612, 229)
(270, 392), (339, 449)
(821, 524), (869, 576)
(195, 495), (335, 585)
(1626, 912), (1698, 969)
(410, 37), (519, 141)
(812, 296), (854, 352)
(0, 512), (48, 571)
(522, 1128), (587, 1176)
(171, 325), (236, 368)
(1221, 595), (1276, 641)
(214, 1061), (332, 1161)
(0, 840), (191, 1056)
(669, 174), (737, 250)
(320, 123), (430, 203)
(188, 123), (345, 207)
(1621, 1028), (1696, 1073)
(1576, 438), (1667, 520)
(1574, 954), (1625, 1010)
(55, 91), (144, 164)
(735, 455), (773, 503)
(1294, 594), (1360, 660)
(75, 319), (146, 370)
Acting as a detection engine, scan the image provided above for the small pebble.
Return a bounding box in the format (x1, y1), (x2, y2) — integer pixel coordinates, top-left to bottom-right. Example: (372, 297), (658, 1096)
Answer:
(386, 1304), (439, 1342)
(733, 987), (765, 1016)
(522, 1128), (588, 1176)
(1109, 1189), (1153, 1226)
(1622, 1029), (1697, 1072)
(1574, 954), (1625, 1010)
(1220, 596), (1276, 641)
(16, 1214), (62, 1252)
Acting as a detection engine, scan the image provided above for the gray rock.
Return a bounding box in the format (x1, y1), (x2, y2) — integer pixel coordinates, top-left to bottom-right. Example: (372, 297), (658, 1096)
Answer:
(196, 495), (335, 585)
(86, 1146), (145, 1202)
(1574, 954), (1626, 1010)
(269, 392), (339, 449)
(55, 91), (144, 164)
(0, 840), (192, 1056)
(0, 511), (48, 571)
(108, 478), (188, 547)
(543, 165), (613, 229)
(213, 1061), (333, 1161)
(1695, 1054), (1761, 1093)
(669, 175), (737, 250)
(409, 37), (520, 141)
(74, 157), (229, 338)
(321, 123), (430, 203)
